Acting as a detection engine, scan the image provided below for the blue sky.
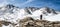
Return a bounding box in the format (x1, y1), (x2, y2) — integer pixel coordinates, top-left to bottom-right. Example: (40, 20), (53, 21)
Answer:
(0, 0), (60, 11)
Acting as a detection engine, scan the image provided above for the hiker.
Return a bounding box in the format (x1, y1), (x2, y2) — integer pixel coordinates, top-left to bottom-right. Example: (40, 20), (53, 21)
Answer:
(40, 15), (43, 20)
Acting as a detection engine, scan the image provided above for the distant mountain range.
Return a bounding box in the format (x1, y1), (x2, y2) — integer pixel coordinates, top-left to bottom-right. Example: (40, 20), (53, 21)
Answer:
(0, 4), (60, 24)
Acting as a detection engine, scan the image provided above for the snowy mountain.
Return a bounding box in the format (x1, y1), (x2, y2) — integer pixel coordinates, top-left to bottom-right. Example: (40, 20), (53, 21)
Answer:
(0, 4), (60, 27)
(0, 4), (39, 24)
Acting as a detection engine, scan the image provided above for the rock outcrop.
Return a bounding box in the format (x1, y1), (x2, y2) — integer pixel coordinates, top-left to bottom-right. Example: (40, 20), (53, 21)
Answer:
(19, 17), (60, 27)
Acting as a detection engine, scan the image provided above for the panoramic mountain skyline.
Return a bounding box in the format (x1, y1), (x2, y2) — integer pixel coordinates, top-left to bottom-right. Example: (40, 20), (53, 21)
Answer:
(0, 0), (60, 11)
(0, 0), (60, 27)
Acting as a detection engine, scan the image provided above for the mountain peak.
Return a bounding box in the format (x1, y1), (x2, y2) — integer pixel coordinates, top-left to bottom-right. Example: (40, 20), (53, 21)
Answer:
(40, 7), (57, 14)
(5, 4), (15, 8)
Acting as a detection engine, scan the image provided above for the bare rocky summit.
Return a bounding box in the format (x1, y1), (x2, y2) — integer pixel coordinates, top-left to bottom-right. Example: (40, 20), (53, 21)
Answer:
(0, 17), (60, 27)
(19, 17), (60, 27)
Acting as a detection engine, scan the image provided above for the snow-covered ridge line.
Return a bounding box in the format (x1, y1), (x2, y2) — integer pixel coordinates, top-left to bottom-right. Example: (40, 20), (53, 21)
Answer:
(0, 4), (60, 25)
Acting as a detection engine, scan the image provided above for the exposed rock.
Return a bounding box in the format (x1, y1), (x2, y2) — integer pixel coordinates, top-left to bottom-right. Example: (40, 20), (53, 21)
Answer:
(0, 21), (17, 27)
(0, 17), (60, 27)
(19, 17), (60, 27)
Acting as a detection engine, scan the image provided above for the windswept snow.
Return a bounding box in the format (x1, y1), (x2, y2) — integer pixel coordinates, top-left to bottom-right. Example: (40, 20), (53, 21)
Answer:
(45, 14), (60, 21)
(0, 4), (60, 27)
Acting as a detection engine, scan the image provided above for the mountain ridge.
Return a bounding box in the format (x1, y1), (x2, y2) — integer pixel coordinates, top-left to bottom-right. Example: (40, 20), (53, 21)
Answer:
(0, 4), (60, 24)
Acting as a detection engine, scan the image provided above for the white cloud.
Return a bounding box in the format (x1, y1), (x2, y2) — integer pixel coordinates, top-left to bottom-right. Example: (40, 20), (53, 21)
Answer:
(19, 0), (34, 6)
(10, 0), (15, 1)
(0, 0), (15, 7)
(0, 0), (34, 7)
(0, 0), (9, 7)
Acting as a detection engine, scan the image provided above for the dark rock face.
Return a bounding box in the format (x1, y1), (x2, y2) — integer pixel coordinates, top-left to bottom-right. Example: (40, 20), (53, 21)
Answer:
(0, 21), (17, 27)
(45, 7), (57, 14)
(25, 7), (39, 15)
(25, 9), (32, 14)
(6, 4), (15, 9)
(45, 7), (51, 13)
(25, 7), (39, 12)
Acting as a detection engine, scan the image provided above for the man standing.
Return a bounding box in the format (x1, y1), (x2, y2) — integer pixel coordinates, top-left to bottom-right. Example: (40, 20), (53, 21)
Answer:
(40, 15), (43, 20)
